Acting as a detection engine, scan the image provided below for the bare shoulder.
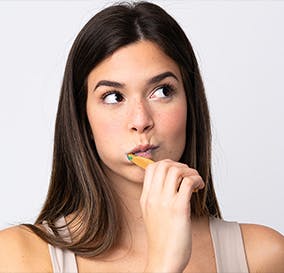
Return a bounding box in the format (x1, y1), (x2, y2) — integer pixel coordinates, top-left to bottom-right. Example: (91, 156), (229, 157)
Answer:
(240, 223), (284, 273)
(0, 225), (52, 273)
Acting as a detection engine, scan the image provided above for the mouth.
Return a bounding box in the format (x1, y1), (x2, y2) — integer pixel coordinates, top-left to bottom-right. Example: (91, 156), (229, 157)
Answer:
(128, 144), (159, 159)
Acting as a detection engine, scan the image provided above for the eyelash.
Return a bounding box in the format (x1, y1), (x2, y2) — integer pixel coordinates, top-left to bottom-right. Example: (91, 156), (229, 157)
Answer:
(101, 90), (124, 101)
(100, 83), (176, 103)
(154, 83), (176, 97)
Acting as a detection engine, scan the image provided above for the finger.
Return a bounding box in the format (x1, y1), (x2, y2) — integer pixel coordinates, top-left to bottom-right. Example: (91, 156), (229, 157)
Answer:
(148, 160), (173, 194)
(163, 165), (199, 197)
(162, 166), (188, 198)
(177, 175), (205, 205)
(140, 162), (156, 206)
(141, 160), (175, 208)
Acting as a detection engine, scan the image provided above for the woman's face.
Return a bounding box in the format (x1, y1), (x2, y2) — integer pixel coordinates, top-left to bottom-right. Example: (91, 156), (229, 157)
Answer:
(86, 40), (187, 183)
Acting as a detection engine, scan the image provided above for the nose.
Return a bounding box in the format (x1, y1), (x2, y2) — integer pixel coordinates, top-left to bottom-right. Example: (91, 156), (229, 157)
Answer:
(127, 100), (154, 133)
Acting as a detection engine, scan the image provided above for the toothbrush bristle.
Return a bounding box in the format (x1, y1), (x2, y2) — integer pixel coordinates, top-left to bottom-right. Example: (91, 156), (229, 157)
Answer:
(127, 153), (133, 160)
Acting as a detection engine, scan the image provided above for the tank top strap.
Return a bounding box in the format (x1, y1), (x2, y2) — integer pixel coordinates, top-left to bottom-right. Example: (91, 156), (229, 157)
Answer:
(43, 217), (78, 273)
(209, 217), (249, 273)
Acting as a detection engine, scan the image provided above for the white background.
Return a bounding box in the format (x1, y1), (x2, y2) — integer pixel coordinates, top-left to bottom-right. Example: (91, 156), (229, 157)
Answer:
(0, 1), (283, 234)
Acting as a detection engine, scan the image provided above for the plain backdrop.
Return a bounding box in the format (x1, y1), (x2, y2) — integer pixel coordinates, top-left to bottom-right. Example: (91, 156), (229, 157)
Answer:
(0, 1), (283, 234)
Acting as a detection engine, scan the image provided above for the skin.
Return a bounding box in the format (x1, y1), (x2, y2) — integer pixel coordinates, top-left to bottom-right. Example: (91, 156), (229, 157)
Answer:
(0, 41), (284, 272)
(86, 40), (204, 271)
(86, 40), (188, 185)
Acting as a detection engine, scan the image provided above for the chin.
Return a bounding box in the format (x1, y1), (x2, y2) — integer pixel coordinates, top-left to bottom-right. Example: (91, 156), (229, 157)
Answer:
(126, 170), (145, 184)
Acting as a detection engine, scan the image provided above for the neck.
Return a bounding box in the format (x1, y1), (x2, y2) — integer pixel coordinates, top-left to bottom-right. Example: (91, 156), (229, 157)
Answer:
(110, 174), (148, 252)
(94, 163), (211, 259)
(106, 170), (209, 255)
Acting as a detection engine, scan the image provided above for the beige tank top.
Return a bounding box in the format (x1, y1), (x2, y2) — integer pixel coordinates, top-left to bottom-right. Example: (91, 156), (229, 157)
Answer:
(44, 217), (249, 273)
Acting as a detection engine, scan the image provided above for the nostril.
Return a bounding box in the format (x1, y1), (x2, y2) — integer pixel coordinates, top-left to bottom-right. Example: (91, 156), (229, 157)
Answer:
(128, 104), (154, 133)
(130, 124), (153, 133)
(143, 125), (152, 132)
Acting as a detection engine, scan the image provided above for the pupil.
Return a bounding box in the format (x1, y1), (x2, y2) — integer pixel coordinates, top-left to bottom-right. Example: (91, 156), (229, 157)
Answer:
(162, 86), (170, 96)
(116, 93), (123, 102)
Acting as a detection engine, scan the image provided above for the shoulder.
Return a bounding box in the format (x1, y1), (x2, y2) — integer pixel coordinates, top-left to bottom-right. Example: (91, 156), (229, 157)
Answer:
(240, 223), (284, 273)
(0, 225), (52, 273)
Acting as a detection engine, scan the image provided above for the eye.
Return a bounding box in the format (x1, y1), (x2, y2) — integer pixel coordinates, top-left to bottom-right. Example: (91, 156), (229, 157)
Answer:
(150, 84), (175, 99)
(102, 91), (124, 104)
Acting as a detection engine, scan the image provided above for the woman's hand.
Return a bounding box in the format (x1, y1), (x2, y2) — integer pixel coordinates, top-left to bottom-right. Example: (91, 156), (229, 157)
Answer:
(140, 159), (205, 273)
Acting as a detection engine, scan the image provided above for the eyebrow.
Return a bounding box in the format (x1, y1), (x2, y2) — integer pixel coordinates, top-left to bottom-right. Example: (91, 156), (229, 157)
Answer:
(93, 71), (179, 92)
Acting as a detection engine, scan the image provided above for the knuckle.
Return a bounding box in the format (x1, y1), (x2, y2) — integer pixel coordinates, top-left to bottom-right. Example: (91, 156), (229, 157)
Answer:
(191, 169), (199, 175)
(155, 160), (172, 170)
(179, 162), (189, 168)
(185, 168), (199, 176)
(161, 158), (174, 163)
(168, 166), (183, 177)
(182, 177), (194, 187)
(159, 159), (173, 165)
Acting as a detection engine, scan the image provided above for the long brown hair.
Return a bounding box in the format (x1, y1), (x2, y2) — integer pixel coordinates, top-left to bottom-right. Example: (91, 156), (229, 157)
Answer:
(25, 1), (221, 257)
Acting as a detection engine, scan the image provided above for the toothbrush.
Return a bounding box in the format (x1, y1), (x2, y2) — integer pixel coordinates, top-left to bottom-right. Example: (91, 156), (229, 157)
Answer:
(127, 153), (154, 169)
(127, 153), (199, 192)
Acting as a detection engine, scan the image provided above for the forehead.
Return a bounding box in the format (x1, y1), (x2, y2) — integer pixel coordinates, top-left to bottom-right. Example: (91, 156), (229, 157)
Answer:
(87, 40), (181, 87)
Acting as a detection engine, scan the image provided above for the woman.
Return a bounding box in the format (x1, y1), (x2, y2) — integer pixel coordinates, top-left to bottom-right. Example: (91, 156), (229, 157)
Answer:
(0, 1), (283, 272)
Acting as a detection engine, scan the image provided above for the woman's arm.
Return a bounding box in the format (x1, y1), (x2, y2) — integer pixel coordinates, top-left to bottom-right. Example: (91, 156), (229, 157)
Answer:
(241, 223), (284, 273)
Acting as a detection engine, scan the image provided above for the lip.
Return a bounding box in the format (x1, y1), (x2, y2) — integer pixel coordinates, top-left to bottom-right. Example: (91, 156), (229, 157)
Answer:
(128, 144), (159, 157)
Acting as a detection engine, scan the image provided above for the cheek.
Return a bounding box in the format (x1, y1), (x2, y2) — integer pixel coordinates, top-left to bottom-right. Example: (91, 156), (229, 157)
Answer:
(160, 104), (187, 137)
(88, 110), (123, 147)
(159, 103), (187, 159)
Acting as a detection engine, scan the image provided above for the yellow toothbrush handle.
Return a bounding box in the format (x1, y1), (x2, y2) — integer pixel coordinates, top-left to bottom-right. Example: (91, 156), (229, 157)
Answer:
(127, 154), (154, 169)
